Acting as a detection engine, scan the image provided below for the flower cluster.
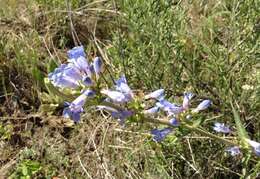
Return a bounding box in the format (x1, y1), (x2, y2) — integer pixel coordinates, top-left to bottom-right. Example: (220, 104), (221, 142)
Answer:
(47, 46), (260, 158)
(144, 90), (212, 142)
(49, 46), (103, 89)
(48, 46), (102, 122)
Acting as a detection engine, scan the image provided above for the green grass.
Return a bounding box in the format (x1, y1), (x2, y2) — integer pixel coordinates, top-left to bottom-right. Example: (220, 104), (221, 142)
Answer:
(0, 0), (259, 178)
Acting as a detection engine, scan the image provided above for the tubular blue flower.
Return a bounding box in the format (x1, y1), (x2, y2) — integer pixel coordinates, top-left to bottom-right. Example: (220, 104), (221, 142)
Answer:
(169, 118), (180, 126)
(101, 75), (133, 103)
(151, 127), (173, 142)
(115, 75), (127, 85)
(246, 139), (260, 156)
(63, 93), (88, 122)
(156, 99), (183, 115)
(93, 57), (103, 77)
(192, 100), (212, 113)
(48, 64), (81, 88)
(225, 146), (240, 156)
(68, 56), (91, 76)
(213, 122), (231, 133)
(115, 75), (134, 99)
(101, 89), (129, 103)
(144, 106), (160, 115)
(144, 89), (164, 100)
(67, 45), (86, 59)
(182, 92), (194, 110)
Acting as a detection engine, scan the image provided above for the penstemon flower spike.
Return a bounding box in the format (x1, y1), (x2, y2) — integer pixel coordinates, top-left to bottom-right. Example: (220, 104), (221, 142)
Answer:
(46, 46), (259, 158)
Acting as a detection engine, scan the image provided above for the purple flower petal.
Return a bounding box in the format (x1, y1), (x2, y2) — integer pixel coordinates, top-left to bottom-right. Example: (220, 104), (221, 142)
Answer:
(93, 57), (103, 76)
(115, 75), (127, 86)
(145, 89), (164, 100)
(101, 89), (129, 103)
(114, 75), (134, 99)
(182, 92), (194, 110)
(69, 56), (90, 75)
(62, 92), (91, 122)
(193, 100), (212, 113)
(67, 46), (86, 59)
(48, 64), (81, 88)
(156, 99), (183, 115)
(213, 122), (231, 133)
(53, 75), (79, 88)
(151, 127), (173, 142)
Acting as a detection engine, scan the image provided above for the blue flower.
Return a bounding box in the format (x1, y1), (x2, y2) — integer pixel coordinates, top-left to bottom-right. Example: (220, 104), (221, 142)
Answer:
(169, 118), (180, 126)
(67, 45), (86, 59)
(156, 99), (183, 115)
(145, 89), (164, 100)
(182, 92), (194, 110)
(144, 106), (160, 115)
(63, 93), (87, 122)
(93, 57), (103, 77)
(115, 75), (134, 99)
(68, 56), (91, 76)
(48, 64), (81, 88)
(225, 146), (240, 156)
(213, 122), (231, 133)
(246, 139), (260, 156)
(101, 89), (130, 104)
(101, 75), (133, 103)
(192, 100), (212, 113)
(151, 128), (173, 142)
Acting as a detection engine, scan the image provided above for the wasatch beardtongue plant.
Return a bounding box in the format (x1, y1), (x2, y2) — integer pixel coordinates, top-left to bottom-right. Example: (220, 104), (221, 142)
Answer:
(47, 46), (259, 158)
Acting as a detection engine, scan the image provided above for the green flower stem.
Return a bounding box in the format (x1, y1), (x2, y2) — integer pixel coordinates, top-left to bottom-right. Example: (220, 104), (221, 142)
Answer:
(94, 100), (237, 146)
(142, 114), (237, 146)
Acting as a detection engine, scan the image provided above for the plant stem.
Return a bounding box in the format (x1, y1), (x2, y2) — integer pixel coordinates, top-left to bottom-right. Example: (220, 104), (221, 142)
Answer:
(94, 101), (237, 146)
